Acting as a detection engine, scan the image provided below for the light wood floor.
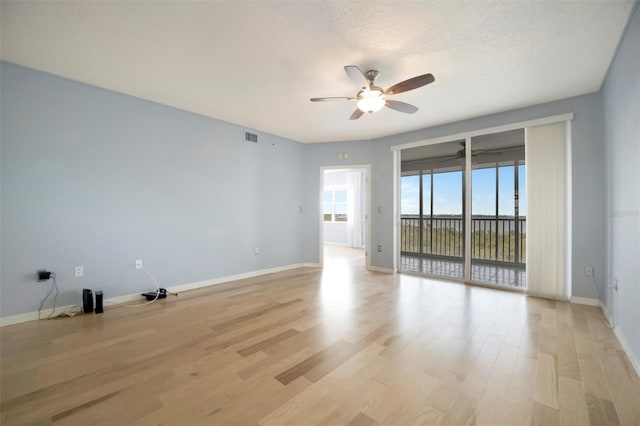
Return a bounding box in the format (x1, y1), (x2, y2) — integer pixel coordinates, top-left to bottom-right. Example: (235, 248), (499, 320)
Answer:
(1, 246), (639, 425)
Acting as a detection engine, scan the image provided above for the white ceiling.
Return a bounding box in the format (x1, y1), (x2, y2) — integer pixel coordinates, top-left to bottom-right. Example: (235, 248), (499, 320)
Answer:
(0, 1), (634, 143)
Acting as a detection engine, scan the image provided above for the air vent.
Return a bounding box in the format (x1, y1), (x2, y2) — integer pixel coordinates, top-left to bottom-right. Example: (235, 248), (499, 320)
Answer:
(245, 132), (258, 143)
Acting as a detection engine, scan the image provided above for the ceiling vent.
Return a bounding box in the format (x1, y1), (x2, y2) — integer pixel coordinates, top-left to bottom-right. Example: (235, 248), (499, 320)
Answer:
(245, 132), (258, 143)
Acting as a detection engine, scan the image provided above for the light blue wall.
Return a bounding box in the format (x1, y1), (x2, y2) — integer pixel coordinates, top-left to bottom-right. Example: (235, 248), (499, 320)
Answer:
(0, 62), (306, 317)
(602, 3), (639, 361)
(0, 56), (619, 318)
(302, 92), (606, 300)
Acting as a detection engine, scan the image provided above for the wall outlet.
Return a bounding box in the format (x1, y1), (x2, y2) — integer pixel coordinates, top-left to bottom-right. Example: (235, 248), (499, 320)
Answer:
(610, 277), (618, 291)
(74, 266), (84, 277)
(584, 266), (594, 277)
(135, 259), (143, 269)
(254, 247), (260, 255)
(377, 245), (382, 253)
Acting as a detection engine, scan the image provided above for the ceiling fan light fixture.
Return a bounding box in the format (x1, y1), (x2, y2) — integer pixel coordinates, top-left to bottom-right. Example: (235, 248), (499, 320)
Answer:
(311, 66), (433, 119)
(356, 90), (385, 113)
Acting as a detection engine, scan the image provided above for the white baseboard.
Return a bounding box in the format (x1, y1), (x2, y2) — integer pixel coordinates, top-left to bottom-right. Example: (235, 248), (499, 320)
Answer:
(612, 324), (640, 380)
(0, 263), (314, 327)
(570, 297), (639, 380)
(368, 265), (395, 274)
(570, 296), (600, 306)
(599, 300), (614, 328)
(303, 262), (322, 268)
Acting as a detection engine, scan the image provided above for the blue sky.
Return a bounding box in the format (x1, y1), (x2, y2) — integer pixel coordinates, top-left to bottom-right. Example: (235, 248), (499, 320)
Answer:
(401, 165), (527, 216)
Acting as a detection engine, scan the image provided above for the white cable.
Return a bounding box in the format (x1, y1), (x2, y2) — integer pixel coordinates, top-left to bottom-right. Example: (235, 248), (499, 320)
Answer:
(116, 265), (162, 308)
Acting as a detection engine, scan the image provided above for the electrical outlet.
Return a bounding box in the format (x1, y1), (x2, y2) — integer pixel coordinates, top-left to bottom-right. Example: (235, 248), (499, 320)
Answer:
(254, 247), (260, 255)
(611, 278), (619, 291)
(377, 245), (382, 253)
(135, 259), (143, 269)
(74, 266), (84, 277)
(584, 266), (594, 277)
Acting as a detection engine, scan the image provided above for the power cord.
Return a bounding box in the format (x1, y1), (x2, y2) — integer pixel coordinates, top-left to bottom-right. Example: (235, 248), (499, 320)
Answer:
(117, 265), (168, 308)
(37, 273), (59, 320)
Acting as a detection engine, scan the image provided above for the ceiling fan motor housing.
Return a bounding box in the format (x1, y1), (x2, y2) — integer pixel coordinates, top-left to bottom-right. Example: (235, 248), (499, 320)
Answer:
(364, 69), (379, 84)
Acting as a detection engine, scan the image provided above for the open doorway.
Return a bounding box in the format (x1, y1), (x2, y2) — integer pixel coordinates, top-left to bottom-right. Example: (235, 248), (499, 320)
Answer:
(319, 166), (370, 269)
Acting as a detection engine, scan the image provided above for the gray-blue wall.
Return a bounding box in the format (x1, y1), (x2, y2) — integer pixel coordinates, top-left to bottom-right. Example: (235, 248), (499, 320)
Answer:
(302, 92), (606, 302)
(0, 62), (306, 317)
(603, 3), (639, 362)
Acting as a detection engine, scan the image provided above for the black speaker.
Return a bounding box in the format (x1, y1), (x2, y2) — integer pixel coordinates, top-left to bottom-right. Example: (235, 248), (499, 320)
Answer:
(95, 291), (103, 314)
(82, 289), (93, 314)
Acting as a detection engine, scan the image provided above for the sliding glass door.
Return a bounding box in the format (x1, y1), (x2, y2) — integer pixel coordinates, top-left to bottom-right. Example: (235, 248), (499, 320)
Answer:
(399, 130), (527, 289)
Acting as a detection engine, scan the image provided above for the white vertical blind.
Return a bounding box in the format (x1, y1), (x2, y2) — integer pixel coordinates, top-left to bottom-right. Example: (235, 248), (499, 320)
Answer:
(525, 121), (572, 300)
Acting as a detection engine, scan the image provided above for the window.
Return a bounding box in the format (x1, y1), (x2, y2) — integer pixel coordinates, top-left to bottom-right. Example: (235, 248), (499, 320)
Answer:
(323, 188), (348, 222)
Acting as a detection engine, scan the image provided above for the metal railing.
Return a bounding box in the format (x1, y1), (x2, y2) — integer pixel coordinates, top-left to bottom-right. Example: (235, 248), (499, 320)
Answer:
(400, 215), (526, 264)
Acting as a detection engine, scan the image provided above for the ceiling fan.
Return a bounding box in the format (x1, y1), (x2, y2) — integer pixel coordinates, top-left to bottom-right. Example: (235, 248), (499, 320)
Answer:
(310, 66), (435, 120)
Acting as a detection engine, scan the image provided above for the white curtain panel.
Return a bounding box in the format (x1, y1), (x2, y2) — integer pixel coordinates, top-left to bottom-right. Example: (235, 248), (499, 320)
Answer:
(347, 171), (362, 248)
(525, 121), (572, 300)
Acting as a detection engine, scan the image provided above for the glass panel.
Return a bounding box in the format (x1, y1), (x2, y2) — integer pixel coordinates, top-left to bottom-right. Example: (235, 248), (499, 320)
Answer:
(433, 171), (462, 215)
(499, 166), (515, 216)
(401, 175), (420, 215)
(334, 202), (348, 222)
(400, 175), (420, 253)
(518, 164), (527, 216)
(421, 173), (431, 215)
(400, 140), (465, 279)
(334, 189), (347, 203)
(470, 129), (526, 288)
(472, 167), (496, 216)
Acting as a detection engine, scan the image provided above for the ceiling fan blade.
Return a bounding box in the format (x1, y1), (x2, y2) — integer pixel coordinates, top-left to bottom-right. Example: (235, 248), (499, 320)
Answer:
(350, 109), (365, 120)
(385, 100), (419, 114)
(385, 73), (435, 95)
(310, 97), (353, 102)
(344, 65), (367, 85)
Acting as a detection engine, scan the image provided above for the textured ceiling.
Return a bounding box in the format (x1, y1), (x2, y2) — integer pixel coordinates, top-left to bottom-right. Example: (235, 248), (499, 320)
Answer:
(0, 1), (634, 143)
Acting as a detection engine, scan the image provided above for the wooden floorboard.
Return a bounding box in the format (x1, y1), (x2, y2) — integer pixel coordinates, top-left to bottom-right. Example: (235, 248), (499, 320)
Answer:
(1, 246), (638, 425)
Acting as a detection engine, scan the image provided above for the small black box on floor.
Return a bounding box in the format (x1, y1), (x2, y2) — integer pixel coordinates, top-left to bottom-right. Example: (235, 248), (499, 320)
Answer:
(95, 291), (103, 314)
(82, 289), (93, 313)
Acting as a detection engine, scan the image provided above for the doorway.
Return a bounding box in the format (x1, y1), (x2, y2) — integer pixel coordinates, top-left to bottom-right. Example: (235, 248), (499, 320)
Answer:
(319, 166), (370, 269)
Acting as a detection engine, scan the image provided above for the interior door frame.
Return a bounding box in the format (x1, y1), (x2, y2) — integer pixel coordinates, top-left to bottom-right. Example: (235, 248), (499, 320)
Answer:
(319, 165), (371, 270)
(392, 113), (573, 283)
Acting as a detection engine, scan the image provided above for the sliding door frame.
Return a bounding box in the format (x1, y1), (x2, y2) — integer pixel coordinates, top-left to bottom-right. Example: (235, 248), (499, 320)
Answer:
(392, 113), (573, 287)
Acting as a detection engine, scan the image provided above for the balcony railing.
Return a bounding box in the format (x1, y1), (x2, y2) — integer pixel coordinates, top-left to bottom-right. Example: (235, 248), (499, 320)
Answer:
(400, 215), (526, 265)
